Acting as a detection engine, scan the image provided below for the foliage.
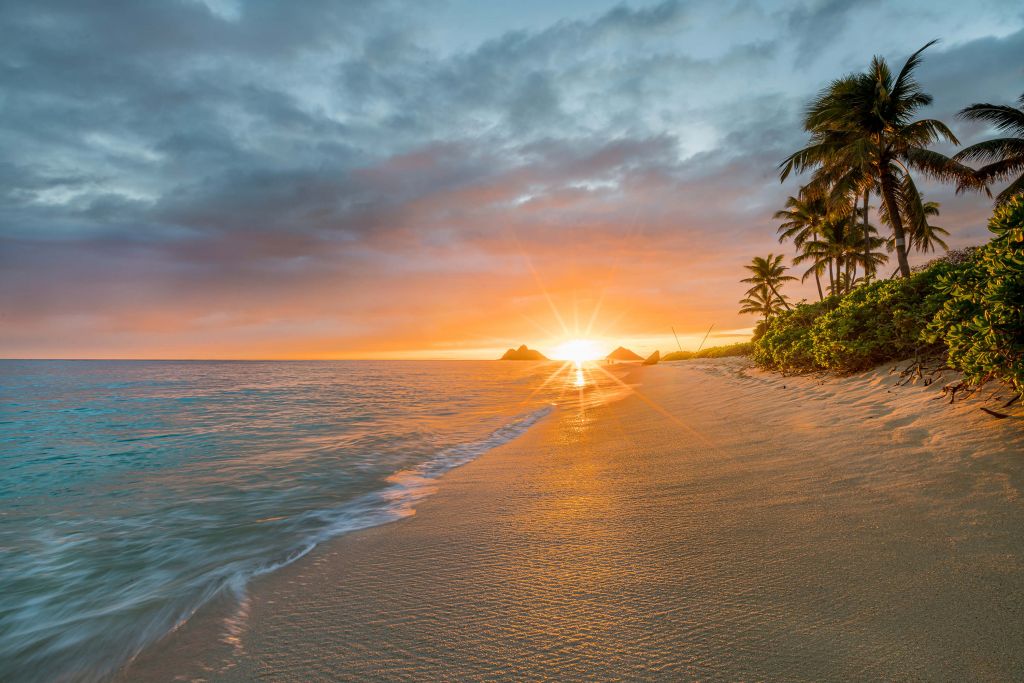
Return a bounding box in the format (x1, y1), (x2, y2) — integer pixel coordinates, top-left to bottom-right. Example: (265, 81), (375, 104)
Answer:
(738, 287), (782, 318)
(752, 197), (1024, 392)
(750, 298), (834, 372)
(879, 185), (949, 253)
(808, 266), (952, 373)
(662, 342), (754, 362)
(925, 196), (1024, 392)
(780, 41), (974, 278)
(752, 264), (960, 374)
(792, 214), (886, 296)
(955, 92), (1024, 206)
(752, 52), (1022, 391)
(738, 254), (795, 318)
(988, 196), (1024, 236)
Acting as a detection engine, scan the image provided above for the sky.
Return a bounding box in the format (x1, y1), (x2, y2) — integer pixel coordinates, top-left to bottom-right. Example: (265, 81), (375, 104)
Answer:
(1, 0), (1022, 359)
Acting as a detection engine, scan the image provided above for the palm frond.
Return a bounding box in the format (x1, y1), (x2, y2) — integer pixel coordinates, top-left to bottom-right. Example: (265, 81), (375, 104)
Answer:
(956, 102), (1024, 135)
(953, 137), (1024, 164)
(889, 40), (938, 115)
(901, 118), (959, 147)
(904, 147), (976, 184)
(972, 156), (1024, 184)
(995, 173), (1024, 206)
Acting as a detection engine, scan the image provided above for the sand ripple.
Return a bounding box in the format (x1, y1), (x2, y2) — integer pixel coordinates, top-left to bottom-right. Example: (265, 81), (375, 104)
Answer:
(126, 359), (1024, 681)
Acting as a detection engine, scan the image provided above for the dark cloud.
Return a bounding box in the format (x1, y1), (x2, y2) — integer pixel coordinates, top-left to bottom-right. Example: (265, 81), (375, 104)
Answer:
(0, 0), (1022, 356)
(784, 0), (882, 62)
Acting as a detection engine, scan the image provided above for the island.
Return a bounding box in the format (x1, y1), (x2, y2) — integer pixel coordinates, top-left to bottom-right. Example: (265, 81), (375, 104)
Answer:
(606, 346), (643, 361)
(499, 344), (549, 360)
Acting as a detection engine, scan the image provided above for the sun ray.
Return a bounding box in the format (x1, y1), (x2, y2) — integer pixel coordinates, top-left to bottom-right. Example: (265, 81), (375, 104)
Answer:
(514, 238), (569, 338)
(517, 312), (562, 342)
(583, 288), (607, 339)
(519, 361), (574, 406)
(589, 363), (719, 449)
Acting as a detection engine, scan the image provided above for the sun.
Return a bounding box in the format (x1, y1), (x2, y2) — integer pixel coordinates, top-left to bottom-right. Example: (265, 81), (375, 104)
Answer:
(551, 338), (605, 364)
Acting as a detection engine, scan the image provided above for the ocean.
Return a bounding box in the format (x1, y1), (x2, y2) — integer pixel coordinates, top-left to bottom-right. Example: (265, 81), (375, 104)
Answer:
(0, 359), (627, 682)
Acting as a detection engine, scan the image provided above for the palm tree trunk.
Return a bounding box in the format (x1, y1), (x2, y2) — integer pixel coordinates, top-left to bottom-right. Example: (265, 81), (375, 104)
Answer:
(766, 282), (792, 311)
(827, 257), (835, 294)
(862, 188), (871, 283)
(811, 227), (824, 301)
(848, 195), (857, 293)
(881, 172), (911, 278)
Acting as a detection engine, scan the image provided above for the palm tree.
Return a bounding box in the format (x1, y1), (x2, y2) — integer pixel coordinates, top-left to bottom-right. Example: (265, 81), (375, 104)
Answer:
(792, 226), (839, 296)
(792, 215), (885, 296)
(909, 200), (948, 253)
(738, 287), (784, 319)
(879, 185), (949, 253)
(740, 255), (796, 318)
(774, 193), (830, 300)
(955, 92), (1024, 205)
(780, 41), (974, 278)
(859, 228), (890, 282)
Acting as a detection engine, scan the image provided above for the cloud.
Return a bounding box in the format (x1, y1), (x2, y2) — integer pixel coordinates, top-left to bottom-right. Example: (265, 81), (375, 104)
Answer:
(0, 1), (1022, 357)
(784, 0), (882, 62)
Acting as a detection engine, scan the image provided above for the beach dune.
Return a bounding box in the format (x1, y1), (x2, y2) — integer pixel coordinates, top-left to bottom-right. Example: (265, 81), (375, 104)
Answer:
(126, 359), (1024, 681)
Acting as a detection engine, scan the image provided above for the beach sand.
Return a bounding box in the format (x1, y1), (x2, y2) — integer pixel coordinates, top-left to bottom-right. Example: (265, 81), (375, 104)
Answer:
(124, 359), (1024, 681)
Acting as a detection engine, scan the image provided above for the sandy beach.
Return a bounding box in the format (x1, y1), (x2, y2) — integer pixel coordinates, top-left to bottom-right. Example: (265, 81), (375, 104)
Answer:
(124, 359), (1024, 681)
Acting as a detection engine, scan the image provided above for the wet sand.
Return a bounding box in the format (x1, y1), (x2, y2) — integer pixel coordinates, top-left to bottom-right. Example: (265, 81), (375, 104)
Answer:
(126, 359), (1024, 681)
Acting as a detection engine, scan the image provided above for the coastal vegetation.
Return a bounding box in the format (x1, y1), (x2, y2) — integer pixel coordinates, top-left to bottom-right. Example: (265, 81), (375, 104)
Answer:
(741, 42), (1024, 394)
(751, 198), (1024, 393)
(662, 342), (753, 362)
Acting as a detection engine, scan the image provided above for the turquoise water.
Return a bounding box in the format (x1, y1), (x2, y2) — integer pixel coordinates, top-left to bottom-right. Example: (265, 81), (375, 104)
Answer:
(0, 360), (624, 682)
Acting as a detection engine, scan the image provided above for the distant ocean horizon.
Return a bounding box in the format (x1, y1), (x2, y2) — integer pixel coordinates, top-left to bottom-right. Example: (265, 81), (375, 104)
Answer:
(0, 360), (628, 682)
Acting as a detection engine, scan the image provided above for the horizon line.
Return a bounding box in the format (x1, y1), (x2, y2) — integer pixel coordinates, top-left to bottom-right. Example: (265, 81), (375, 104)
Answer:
(0, 357), (534, 362)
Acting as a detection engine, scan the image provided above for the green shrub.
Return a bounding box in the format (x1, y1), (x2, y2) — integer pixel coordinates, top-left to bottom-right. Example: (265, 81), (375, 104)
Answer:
(808, 266), (954, 373)
(697, 341), (754, 358)
(662, 341), (753, 362)
(926, 196), (1024, 392)
(989, 196), (1024, 237)
(751, 298), (833, 372)
(751, 263), (964, 374)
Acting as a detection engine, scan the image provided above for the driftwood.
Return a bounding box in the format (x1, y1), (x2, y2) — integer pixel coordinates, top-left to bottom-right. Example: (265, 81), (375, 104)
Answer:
(941, 381), (978, 404)
(893, 357), (947, 388)
(879, 357), (1020, 416)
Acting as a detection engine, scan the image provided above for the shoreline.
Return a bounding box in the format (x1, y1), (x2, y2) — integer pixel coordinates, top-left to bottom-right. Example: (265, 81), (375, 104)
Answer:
(124, 359), (1024, 681)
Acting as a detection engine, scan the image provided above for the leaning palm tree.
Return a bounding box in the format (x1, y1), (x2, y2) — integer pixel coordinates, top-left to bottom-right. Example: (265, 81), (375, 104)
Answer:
(741, 255), (796, 313)
(955, 92), (1024, 205)
(774, 193), (831, 300)
(780, 41), (975, 278)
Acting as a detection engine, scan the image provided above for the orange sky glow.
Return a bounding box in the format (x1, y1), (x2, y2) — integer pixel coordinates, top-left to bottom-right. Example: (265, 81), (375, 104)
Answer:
(1, 2), (1015, 359)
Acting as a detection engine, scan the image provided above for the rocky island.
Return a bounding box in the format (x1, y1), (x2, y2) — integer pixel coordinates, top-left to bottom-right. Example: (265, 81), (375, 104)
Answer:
(606, 346), (643, 361)
(499, 345), (548, 361)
